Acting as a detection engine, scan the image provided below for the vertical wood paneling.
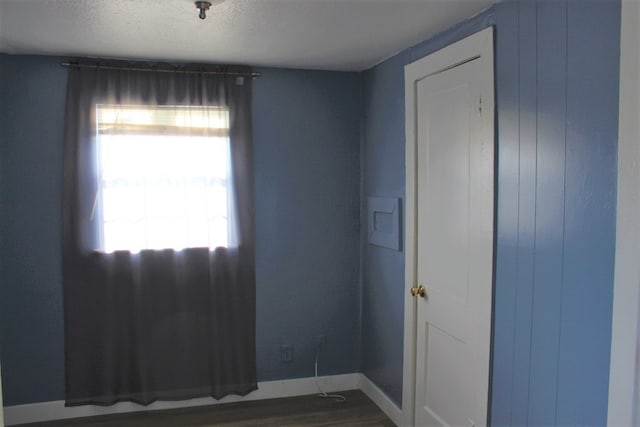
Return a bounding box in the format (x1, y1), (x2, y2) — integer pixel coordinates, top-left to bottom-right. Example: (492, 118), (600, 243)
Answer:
(510, 1), (537, 424)
(489, 1), (520, 425)
(557, 1), (619, 424)
(528, 1), (567, 424)
(492, 1), (619, 424)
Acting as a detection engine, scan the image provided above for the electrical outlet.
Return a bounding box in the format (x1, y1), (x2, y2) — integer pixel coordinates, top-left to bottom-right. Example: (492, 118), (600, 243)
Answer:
(315, 334), (326, 352)
(280, 344), (293, 362)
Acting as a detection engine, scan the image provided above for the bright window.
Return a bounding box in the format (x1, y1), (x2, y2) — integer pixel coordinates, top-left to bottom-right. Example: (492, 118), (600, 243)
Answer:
(96, 105), (231, 253)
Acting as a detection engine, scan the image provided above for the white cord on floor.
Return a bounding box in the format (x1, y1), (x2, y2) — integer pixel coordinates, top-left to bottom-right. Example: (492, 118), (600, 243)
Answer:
(314, 348), (346, 402)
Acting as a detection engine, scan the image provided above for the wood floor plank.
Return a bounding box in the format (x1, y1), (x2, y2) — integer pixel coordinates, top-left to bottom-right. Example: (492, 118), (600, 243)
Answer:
(17, 390), (395, 427)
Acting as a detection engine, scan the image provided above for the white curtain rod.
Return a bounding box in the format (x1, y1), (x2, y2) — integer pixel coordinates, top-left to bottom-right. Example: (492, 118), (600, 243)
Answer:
(60, 62), (261, 78)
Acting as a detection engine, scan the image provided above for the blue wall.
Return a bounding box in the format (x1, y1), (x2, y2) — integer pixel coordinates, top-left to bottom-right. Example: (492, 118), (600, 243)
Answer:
(361, 0), (619, 425)
(493, 2), (619, 424)
(253, 68), (361, 382)
(0, 56), (362, 405)
(0, 56), (67, 405)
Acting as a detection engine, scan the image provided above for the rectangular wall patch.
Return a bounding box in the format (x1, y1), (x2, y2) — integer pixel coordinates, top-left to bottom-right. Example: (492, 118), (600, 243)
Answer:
(367, 197), (401, 251)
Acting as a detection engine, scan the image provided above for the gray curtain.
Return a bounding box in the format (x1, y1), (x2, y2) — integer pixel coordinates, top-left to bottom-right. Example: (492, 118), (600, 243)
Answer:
(62, 63), (256, 406)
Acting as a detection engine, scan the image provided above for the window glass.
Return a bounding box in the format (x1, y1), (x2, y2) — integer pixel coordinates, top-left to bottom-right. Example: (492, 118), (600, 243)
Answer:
(97, 105), (230, 252)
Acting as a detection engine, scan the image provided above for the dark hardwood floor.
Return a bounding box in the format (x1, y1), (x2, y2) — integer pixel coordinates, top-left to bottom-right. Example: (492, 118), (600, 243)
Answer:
(18, 390), (395, 427)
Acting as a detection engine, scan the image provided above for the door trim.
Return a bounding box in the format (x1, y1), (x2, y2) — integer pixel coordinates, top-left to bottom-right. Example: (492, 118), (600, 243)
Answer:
(608, 1), (640, 425)
(403, 27), (494, 426)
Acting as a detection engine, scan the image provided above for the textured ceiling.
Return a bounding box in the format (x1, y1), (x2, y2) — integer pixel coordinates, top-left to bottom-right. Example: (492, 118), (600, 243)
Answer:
(0, 0), (494, 71)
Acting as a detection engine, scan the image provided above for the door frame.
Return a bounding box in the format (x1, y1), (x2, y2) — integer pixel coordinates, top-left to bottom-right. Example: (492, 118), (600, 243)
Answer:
(608, 1), (640, 425)
(403, 27), (495, 426)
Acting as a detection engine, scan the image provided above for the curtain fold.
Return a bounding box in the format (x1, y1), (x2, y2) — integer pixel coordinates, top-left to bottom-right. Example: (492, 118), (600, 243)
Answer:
(62, 63), (256, 406)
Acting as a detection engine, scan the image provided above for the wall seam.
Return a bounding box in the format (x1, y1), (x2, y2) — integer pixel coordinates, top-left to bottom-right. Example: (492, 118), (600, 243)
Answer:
(525, 2), (539, 425)
(553, 0), (569, 423)
(508, 1), (521, 424)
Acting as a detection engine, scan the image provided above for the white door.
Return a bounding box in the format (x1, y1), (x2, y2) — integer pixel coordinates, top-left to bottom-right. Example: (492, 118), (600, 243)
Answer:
(404, 28), (494, 427)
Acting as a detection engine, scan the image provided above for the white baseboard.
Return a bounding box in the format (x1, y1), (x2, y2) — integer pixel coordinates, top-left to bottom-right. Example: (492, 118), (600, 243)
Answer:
(359, 374), (405, 426)
(3, 373), (404, 426)
(3, 373), (359, 426)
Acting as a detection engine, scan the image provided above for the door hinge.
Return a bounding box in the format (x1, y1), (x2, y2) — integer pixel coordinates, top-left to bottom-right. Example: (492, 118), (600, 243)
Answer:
(479, 96), (482, 115)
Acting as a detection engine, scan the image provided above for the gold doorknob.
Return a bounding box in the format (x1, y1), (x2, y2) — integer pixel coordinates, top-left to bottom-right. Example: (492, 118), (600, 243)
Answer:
(411, 285), (426, 298)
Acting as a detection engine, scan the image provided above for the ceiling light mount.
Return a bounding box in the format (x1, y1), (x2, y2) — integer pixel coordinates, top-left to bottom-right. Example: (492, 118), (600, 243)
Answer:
(195, 1), (212, 20)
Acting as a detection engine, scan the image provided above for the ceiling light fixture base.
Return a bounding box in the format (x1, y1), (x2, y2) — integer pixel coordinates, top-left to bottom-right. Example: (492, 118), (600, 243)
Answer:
(195, 1), (212, 20)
